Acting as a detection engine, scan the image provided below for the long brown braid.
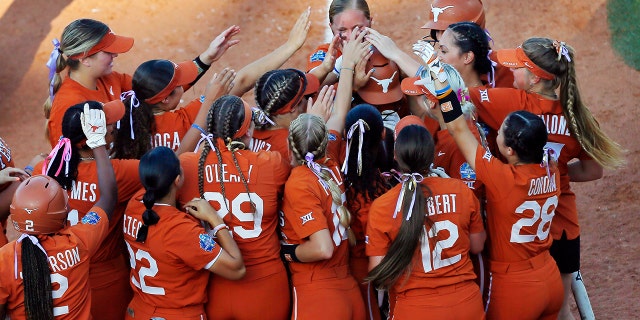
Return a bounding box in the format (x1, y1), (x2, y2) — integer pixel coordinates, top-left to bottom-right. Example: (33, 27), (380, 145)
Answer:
(289, 114), (355, 245)
(22, 240), (55, 320)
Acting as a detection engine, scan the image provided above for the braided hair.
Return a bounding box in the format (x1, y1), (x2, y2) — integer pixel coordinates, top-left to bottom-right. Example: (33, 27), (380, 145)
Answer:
(447, 21), (493, 76)
(289, 114), (355, 245)
(197, 95), (255, 213)
(522, 37), (624, 168)
(254, 69), (307, 129)
(22, 239), (54, 320)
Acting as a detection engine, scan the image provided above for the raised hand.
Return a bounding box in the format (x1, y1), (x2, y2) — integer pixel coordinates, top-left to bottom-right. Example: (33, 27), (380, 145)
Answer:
(199, 25), (241, 65)
(286, 7), (311, 51)
(307, 85), (336, 122)
(184, 198), (223, 227)
(364, 28), (401, 61)
(80, 103), (107, 149)
(412, 39), (446, 82)
(203, 68), (236, 105)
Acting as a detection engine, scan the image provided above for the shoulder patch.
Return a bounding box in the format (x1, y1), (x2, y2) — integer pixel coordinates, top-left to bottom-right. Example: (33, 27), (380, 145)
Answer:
(328, 133), (337, 141)
(300, 212), (314, 225)
(81, 211), (101, 225)
(199, 233), (216, 252)
(310, 50), (326, 63)
(459, 162), (476, 180)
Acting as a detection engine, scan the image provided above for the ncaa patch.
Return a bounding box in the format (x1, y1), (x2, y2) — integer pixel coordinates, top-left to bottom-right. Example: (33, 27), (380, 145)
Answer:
(81, 211), (100, 225)
(459, 162), (476, 180)
(199, 234), (216, 252)
(310, 50), (326, 63)
(328, 133), (337, 141)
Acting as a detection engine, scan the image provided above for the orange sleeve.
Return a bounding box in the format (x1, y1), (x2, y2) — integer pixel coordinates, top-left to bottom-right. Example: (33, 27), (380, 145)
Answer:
(306, 43), (331, 72)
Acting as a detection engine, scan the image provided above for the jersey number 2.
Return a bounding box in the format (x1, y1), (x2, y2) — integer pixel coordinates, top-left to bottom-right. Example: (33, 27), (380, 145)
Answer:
(126, 243), (166, 295)
(510, 195), (557, 243)
(420, 220), (461, 272)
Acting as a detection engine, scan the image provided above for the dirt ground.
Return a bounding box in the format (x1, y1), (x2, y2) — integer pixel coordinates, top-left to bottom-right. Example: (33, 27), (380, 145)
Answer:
(0, 0), (638, 318)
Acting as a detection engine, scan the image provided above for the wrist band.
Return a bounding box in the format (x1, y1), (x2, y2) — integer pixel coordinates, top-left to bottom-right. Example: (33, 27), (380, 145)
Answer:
(280, 243), (301, 262)
(193, 56), (210, 73)
(191, 123), (207, 135)
(24, 165), (34, 176)
(435, 84), (451, 96)
(200, 95), (206, 103)
(415, 65), (425, 77)
(211, 223), (229, 237)
(438, 90), (463, 123)
(340, 67), (354, 74)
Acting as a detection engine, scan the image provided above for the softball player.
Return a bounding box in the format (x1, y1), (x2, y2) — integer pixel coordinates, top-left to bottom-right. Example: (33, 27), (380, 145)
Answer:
(468, 37), (624, 320)
(0, 137), (15, 247)
(124, 146), (244, 320)
(366, 122), (486, 319)
(0, 105), (116, 319)
(423, 63), (564, 319)
(177, 95), (291, 320)
(44, 18), (134, 147)
(40, 100), (140, 320)
(281, 113), (365, 320)
(251, 69), (320, 160)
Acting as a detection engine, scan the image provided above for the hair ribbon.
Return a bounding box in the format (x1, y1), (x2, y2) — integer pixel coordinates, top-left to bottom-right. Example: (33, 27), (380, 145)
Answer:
(392, 172), (424, 221)
(541, 147), (557, 190)
(43, 137), (72, 177)
(341, 119), (370, 176)
(46, 39), (61, 102)
(15, 234), (47, 279)
(120, 90), (140, 139)
(553, 41), (571, 62)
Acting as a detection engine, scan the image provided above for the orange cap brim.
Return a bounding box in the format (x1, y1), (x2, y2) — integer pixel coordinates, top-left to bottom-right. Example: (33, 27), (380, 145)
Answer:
(103, 100), (125, 125)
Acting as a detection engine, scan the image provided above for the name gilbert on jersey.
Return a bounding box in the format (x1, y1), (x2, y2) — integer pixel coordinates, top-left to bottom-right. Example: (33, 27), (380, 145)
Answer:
(426, 194), (458, 216)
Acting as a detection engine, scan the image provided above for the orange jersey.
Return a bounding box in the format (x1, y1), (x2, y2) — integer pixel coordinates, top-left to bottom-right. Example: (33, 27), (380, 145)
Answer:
(432, 123), (485, 200)
(470, 87), (588, 240)
(307, 43), (342, 72)
(36, 159), (141, 263)
(152, 99), (201, 152)
(177, 141), (290, 268)
(123, 191), (222, 308)
(47, 72), (132, 147)
(249, 128), (290, 161)
(0, 137), (14, 171)
(280, 156), (351, 277)
(366, 178), (483, 293)
(473, 147), (561, 262)
(0, 207), (109, 319)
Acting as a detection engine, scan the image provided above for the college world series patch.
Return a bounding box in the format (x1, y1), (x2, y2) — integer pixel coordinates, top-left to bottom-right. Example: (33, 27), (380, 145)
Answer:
(199, 234), (216, 252)
(310, 50), (326, 63)
(81, 211), (101, 225)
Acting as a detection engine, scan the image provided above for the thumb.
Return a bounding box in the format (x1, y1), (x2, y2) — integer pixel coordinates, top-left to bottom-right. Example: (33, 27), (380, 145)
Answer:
(307, 97), (314, 109)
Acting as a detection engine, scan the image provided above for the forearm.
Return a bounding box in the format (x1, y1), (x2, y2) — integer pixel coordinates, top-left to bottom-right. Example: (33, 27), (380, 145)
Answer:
(568, 159), (603, 182)
(229, 42), (299, 96)
(390, 50), (422, 77)
(326, 65), (354, 132)
(93, 146), (117, 217)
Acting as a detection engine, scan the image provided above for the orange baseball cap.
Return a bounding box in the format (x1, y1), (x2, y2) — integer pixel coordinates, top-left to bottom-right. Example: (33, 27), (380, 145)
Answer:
(401, 76), (438, 104)
(394, 115), (427, 139)
(357, 51), (404, 105)
(70, 28), (134, 59)
(145, 61), (199, 104)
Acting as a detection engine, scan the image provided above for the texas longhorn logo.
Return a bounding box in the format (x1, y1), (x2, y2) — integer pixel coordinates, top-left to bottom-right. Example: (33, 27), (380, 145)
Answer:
(431, 5), (454, 22)
(370, 71), (397, 93)
(24, 208), (37, 215)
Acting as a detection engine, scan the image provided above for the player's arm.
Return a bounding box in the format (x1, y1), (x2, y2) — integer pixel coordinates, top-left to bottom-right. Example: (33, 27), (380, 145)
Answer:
(368, 255), (384, 272)
(365, 28), (422, 77)
(289, 229), (335, 262)
(568, 159), (603, 182)
(326, 27), (372, 133)
(470, 231), (486, 254)
(81, 104), (117, 219)
(184, 198), (245, 280)
(229, 7), (311, 97)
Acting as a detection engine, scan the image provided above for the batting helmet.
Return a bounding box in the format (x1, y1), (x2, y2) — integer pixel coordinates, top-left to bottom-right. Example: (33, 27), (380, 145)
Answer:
(10, 175), (69, 235)
(422, 0), (486, 30)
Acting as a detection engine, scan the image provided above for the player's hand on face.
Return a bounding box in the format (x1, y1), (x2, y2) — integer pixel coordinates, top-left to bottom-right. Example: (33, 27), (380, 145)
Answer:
(341, 27), (370, 68)
(81, 103), (107, 149)
(307, 85), (335, 122)
(0, 167), (30, 184)
(286, 7), (311, 50)
(364, 28), (400, 61)
(200, 25), (241, 65)
(318, 34), (340, 75)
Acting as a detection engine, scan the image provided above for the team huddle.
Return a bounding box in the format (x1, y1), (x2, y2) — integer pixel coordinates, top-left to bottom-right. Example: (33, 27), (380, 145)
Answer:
(0, 0), (624, 319)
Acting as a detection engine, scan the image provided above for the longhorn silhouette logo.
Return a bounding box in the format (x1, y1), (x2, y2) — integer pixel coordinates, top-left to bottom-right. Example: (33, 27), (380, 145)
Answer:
(370, 71), (397, 93)
(431, 5), (454, 22)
